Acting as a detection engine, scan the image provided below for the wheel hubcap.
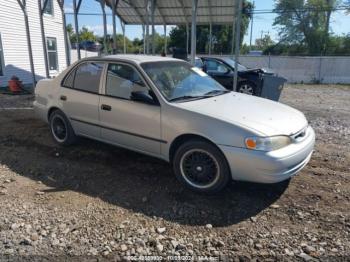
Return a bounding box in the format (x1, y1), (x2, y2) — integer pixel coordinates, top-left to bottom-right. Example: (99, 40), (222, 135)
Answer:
(51, 115), (67, 142)
(180, 149), (220, 189)
(239, 84), (254, 95)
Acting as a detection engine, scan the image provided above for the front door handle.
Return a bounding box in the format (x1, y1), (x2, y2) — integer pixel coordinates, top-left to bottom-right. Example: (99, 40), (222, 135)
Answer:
(60, 95), (67, 101)
(101, 104), (112, 111)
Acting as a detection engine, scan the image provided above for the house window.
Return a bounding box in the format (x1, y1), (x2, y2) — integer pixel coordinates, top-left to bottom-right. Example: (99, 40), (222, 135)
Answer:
(46, 37), (58, 71)
(43, 0), (53, 15)
(0, 34), (4, 76)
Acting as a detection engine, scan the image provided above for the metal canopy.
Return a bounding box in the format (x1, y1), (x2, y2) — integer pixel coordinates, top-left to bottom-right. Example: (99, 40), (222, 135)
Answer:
(105, 0), (237, 25)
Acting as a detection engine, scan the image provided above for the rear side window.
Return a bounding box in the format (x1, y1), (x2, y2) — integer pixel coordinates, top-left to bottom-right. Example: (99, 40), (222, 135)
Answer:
(63, 62), (104, 93)
(63, 70), (75, 88)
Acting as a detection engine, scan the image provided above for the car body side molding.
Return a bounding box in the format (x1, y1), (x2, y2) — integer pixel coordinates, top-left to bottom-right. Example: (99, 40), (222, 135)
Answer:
(70, 117), (167, 144)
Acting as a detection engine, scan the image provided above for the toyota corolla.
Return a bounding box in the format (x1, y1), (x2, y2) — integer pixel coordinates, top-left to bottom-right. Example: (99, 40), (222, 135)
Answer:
(34, 55), (315, 193)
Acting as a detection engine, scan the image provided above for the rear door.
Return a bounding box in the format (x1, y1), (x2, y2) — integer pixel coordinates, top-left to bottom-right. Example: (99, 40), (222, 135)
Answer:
(99, 62), (162, 155)
(60, 61), (104, 138)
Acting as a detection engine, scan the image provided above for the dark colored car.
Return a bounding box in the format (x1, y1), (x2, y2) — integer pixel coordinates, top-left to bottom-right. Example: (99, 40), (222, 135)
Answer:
(197, 56), (275, 95)
(79, 41), (101, 52)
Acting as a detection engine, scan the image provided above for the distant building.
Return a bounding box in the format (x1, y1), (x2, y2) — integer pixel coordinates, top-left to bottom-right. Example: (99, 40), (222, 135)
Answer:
(0, 0), (68, 87)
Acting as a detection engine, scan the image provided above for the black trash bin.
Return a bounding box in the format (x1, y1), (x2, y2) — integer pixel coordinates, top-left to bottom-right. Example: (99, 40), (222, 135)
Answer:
(260, 75), (287, 101)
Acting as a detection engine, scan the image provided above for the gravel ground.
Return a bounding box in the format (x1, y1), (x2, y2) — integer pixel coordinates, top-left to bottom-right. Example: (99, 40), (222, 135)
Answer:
(0, 84), (349, 261)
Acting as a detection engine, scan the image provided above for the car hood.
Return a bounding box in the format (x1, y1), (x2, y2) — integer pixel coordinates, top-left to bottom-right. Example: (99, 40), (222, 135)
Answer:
(173, 92), (308, 136)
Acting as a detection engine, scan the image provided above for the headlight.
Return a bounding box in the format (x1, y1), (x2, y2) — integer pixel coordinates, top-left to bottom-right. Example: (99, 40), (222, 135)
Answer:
(245, 136), (292, 151)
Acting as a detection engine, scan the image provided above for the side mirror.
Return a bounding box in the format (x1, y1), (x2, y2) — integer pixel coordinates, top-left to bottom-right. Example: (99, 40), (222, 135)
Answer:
(131, 91), (157, 105)
(202, 64), (207, 72)
(218, 65), (229, 74)
(132, 79), (146, 87)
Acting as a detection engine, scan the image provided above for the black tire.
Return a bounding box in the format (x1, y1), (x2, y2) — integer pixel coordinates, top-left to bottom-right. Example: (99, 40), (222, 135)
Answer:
(173, 139), (230, 194)
(49, 109), (77, 146)
(237, 81), (258, 95)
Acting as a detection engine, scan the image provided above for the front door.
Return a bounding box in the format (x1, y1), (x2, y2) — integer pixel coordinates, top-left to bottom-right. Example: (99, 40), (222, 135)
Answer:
(204, 59), (233, 89)
(99, 62), (162, 155)
(60, 61), (104, 138)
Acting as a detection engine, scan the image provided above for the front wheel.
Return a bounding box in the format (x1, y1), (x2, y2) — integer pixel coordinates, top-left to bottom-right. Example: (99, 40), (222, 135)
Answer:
(237, 81), (258, 95)
(173, 140), (230, 193)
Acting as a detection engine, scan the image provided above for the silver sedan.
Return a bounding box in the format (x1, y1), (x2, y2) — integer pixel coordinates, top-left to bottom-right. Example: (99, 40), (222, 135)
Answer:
(34, 55), (315, 193)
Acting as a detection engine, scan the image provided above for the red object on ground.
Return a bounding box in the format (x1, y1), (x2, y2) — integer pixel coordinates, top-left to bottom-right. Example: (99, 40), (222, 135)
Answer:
(8, 80), (22, 92)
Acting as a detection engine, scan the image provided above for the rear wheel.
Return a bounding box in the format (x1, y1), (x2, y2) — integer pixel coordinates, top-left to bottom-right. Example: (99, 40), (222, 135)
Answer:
(49, 110), (77, 146)
(173, 140), (230, 193)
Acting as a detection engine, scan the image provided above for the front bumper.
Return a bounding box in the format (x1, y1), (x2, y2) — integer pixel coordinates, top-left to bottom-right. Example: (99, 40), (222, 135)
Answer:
(219, 126), (315, 183)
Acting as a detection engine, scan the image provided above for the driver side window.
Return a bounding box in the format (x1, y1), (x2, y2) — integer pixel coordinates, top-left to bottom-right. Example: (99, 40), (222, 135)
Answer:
(105, 63), (149, 100)
(205, 59), (229, 74)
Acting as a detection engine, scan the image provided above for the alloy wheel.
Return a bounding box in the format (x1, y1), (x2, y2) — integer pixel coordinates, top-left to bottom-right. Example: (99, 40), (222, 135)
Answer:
(180, 149), (220, 189)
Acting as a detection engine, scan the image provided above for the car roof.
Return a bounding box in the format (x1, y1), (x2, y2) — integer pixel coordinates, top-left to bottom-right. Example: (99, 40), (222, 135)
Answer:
(200, 56), (229, 60)
(92, 54), (183, 64)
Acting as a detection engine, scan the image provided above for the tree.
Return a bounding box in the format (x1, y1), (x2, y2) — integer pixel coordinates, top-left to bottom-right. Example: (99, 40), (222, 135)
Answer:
(346, 0), (350, 12)
(255, 35), (275, 50)
(79, 27), (97, 41)
(168, 0), (254, 54)
(273, 0), (340, 55)
(66, 24), (76, 43)
(66, 24), (97, 44)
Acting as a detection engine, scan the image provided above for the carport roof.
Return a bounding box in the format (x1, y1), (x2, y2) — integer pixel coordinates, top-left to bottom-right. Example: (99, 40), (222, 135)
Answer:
(105, 0), (237, 25)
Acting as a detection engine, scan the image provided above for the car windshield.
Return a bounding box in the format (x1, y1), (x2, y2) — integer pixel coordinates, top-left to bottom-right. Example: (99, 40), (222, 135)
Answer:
(221, 57), (247, 71)
(141, 61), (228, 102)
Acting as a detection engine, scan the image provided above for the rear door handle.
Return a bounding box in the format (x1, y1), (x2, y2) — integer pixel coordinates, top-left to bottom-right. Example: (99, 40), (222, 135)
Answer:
(60, 95), (67, 101)
(101, 104), (112, 111)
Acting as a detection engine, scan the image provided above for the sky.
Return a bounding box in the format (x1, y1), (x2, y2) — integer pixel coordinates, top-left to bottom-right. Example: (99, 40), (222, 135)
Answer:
(65, 0), (350, 44)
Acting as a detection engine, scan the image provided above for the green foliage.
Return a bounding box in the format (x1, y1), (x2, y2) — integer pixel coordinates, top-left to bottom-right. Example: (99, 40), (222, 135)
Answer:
(263, 34), (350, 56)
(80, 27), (97, 42)
(273, 0), (340, 55)
(168, 0), (254, 54)
(66, 24), (96, 43)
(255, 35), (275, 50)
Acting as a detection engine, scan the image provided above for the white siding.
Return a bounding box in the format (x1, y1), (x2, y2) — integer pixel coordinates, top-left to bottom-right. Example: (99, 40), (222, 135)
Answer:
(0, 0), (67, 87)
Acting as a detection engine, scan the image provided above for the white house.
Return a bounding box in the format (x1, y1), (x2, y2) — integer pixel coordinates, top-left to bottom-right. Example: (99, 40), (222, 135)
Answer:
(0, 0), (68, 87)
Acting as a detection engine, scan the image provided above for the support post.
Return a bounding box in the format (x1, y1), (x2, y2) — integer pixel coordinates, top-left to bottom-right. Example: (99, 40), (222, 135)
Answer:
(209, 22), (212, 55)
(146, 0), (150, 54)
(142, 24), (146, 54)
(57, 0), (70, 66)
(233, 0), (243, 91)
(164, 24), (167, 55)
(38, 0), (50, 78)
(231, 17), (235, 56)
(17, 0), (36, 87)
(73, 0), (82, 60)
(99, 0), (108, 55)
(151, 0), (155, 55)
(190, 0), (198, 65)
(111, 0), (118, 54)
(121, 21), (126, 54)
(249, 1), (254, 51)
(186, 23), (189, 55)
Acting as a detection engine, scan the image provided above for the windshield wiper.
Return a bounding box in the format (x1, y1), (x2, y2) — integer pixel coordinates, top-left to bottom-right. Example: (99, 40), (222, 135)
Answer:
(169, 95), (208, 102)
(170, 90), (230, 102)
(203, 90), (230, 96)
